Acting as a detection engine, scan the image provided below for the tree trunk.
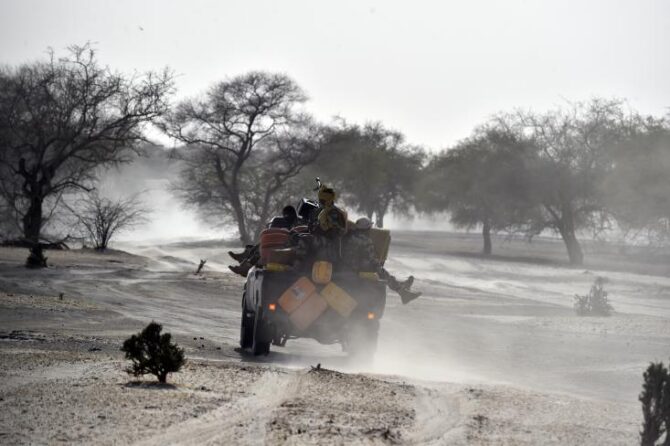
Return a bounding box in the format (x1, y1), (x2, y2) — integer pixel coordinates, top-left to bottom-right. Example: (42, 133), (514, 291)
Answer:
(235, 210), (251, 245)
(482, 219), (492, 255)
(254, 182), (278, 241)
(375, 201), (390, 228)
(229, 186), (251, 245)
(561, 227), (584, 265)
(23, 194), (47, 268)
(558, 204), (584, 265)
(375, 212), (385, 228)
(22, 195), (43, 244)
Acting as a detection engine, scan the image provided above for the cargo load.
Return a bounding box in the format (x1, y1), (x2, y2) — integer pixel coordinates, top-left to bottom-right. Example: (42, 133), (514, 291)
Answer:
(278, 276), (316, 314)
(289, 293), (328, 331)
(321, 281), (358, 318)
(368, 228), (391, 265)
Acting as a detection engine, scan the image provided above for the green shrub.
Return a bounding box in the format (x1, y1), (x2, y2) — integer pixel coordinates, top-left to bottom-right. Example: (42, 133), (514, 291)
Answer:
(640, 361), (670, 446)
(121, 322), (185, 384)
(574, 277), (613, 316)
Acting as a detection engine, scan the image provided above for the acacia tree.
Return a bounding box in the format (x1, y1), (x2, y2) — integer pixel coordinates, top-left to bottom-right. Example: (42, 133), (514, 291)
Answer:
(419, 127), (536, 255)
(604, 121), (670, 246)
(0, 44), (173, 266)
(316, 121), (424, 227)
(165, 72), (319, 244)
(500, 99), (637, 265)
(237, 126), (323, 232)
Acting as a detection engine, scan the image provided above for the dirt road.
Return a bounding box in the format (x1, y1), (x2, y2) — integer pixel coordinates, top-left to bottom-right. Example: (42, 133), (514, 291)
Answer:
(2, 232), (664, 444)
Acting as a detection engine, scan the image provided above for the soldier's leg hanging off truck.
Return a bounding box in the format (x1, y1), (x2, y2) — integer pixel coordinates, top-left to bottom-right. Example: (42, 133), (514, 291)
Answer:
(380, 269), (421, 304)
(228, 245), (260, 277)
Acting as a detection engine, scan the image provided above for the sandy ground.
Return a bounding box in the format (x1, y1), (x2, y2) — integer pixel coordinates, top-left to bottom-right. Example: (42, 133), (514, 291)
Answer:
(1, 232), (667, 444)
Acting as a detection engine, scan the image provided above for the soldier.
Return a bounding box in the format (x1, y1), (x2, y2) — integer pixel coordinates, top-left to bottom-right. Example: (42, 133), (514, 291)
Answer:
(343, 217), (421, 304)
(269, 204), (300, 230)
(312, 184), (347, 239)
(301, 183), (349, 262)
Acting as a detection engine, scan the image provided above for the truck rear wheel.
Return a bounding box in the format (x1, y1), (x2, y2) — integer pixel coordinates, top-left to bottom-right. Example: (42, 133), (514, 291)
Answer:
(252, 308), (271, 356)
(240, 292), (254, 349)
(240, 309), (254, 349)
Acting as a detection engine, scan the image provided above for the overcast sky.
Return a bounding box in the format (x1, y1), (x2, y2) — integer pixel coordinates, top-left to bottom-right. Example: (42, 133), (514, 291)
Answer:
(2, 0), (669, 150)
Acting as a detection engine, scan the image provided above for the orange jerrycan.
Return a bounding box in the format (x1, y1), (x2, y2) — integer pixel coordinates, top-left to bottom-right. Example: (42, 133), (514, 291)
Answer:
(289, 294), (328, 331)
(311, 261), (332, 284)
(278, 277), (316, 314)
(321, 282), (358, 318)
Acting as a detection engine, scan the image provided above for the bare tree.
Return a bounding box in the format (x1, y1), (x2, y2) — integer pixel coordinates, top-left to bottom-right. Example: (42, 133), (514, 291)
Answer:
(0, 44), (173, 266)
(164, 71), (317, 244)
(236, 125), (323, 233)
(173, 122), (322, 242)
(74, 193), (148, 250)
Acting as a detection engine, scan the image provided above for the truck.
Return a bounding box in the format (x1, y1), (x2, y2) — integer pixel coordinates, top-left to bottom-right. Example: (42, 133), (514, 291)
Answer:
(238, 199), (390, 359)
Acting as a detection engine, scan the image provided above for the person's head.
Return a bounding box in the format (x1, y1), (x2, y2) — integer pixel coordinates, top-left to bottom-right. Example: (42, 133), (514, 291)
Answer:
(282, 205), (298, 224)
(355, 217), (372, 231)
(318, 185), (336, 206)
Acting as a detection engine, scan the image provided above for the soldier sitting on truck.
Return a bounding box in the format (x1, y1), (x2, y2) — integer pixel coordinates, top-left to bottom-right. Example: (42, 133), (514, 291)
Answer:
(304, 183), (350, 263)
(343, 217), (421, 304)
(228, 205), (300, 276)
(312, 184), (347, 239)
(228, 181), (341, 276)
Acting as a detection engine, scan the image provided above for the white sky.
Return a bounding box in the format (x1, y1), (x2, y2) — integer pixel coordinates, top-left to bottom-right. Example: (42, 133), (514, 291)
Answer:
(2, 0), (669, 150)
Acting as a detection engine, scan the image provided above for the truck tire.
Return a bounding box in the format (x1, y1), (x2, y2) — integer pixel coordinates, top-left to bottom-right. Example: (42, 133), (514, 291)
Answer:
(252, 308), (271, 356)
(240, 309), (254, 349)
(240, 292), (254, 349)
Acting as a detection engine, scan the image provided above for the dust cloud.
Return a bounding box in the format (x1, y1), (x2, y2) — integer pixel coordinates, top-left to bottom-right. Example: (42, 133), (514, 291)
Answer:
(97, 150), (670, 405)
(96, 146), (223, 244)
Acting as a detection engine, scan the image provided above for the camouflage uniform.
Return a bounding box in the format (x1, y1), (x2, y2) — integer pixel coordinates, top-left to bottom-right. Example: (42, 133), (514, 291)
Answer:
(309, 205), (345, 261)
(341, 230), (379, 272)
(316, 204), (348, 238)
(308, 184), (348, 261)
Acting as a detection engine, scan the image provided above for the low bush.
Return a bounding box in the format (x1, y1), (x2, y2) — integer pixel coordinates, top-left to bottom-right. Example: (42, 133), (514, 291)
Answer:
(640, 361), (670, 446)
(121, 321), (185, 384)
(574, 277), (613, 316)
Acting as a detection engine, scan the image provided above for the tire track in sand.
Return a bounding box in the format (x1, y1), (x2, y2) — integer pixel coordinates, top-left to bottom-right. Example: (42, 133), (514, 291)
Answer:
(407, 386), (466, 445)
(132, 370), (299, 446)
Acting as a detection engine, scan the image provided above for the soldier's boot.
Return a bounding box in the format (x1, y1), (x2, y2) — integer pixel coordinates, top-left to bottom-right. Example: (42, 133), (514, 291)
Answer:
(229, 245), (254, 263)
(228, 262), (252, 277)
(399, 288), (422, 305)
(228, 250), (247, 263)
(398, 275), (414, 290)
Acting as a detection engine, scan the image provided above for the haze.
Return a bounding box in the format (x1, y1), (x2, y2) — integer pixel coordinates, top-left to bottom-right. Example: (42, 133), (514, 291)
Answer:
(3, 2), (670, 443)
(2, 0), (668, 149)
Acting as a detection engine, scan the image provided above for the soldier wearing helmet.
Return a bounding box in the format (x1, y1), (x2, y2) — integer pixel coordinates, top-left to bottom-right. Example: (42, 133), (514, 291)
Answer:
(343, 217), (421, 304)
